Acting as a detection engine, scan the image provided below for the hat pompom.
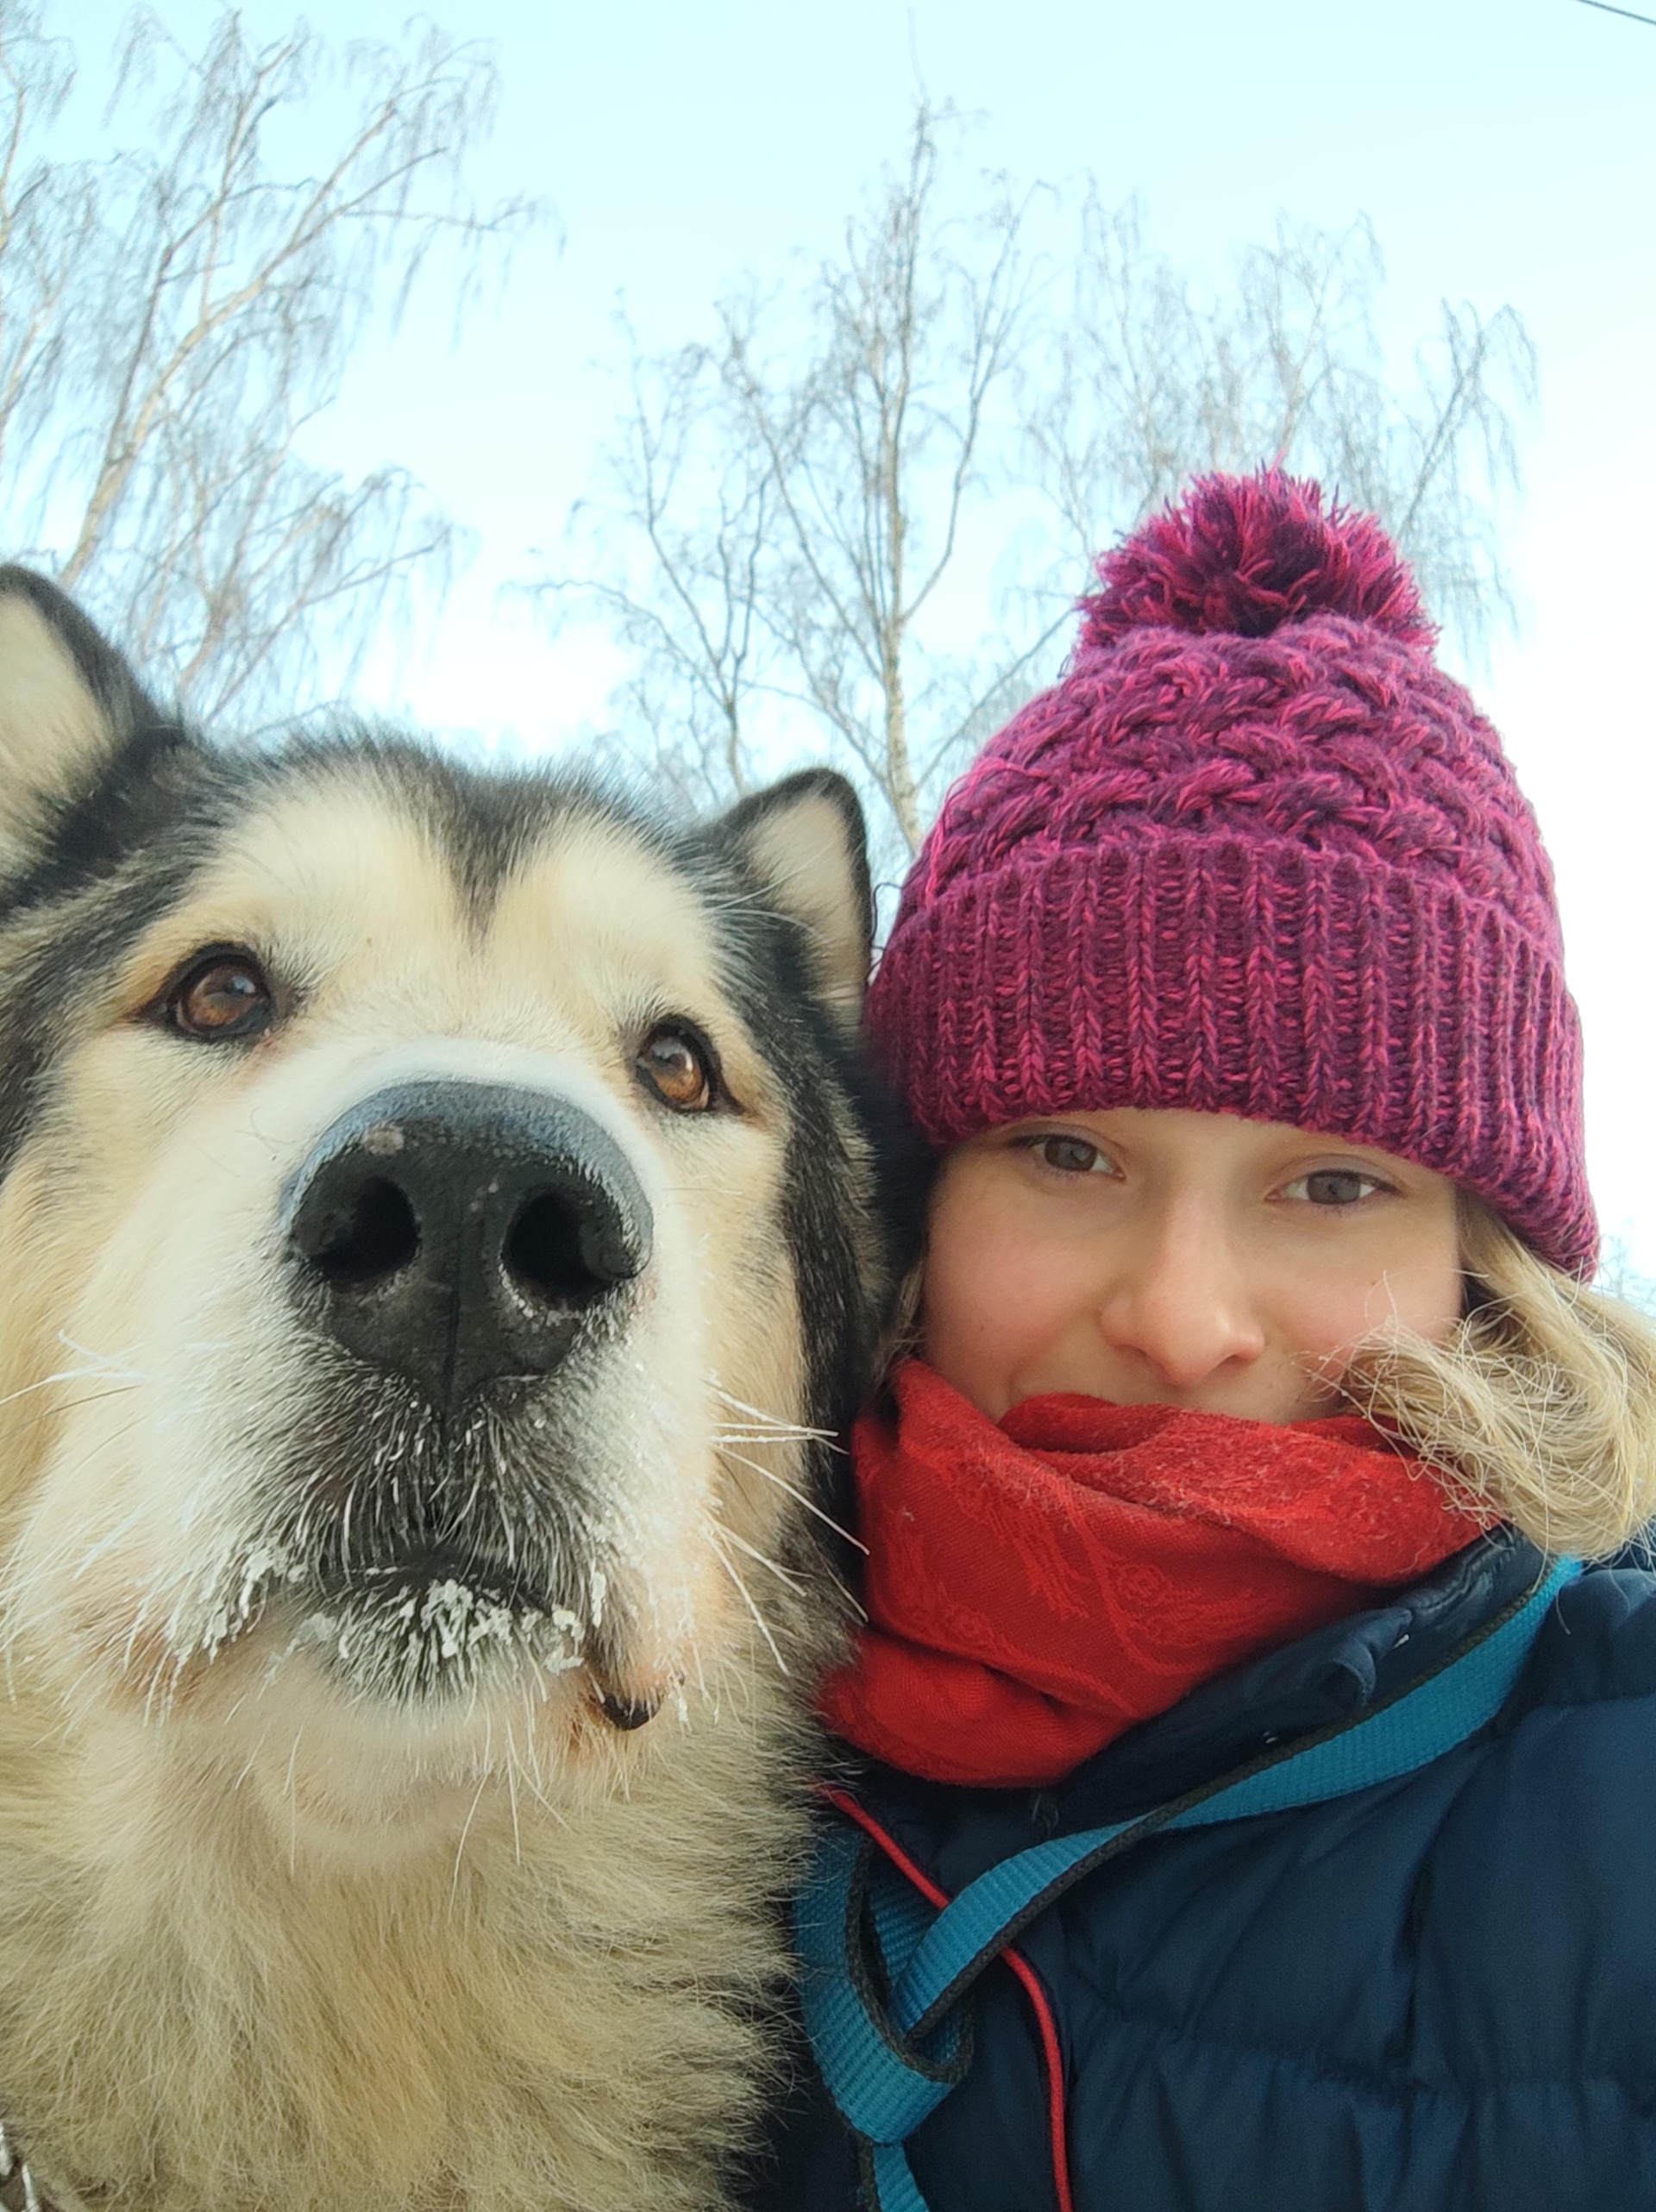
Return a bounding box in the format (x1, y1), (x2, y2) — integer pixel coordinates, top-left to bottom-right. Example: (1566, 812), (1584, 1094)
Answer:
(1081, 469), (1434, 650)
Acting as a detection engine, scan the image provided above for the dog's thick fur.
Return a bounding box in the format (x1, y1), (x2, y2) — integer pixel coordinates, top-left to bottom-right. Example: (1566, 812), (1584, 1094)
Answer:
(0, 571), (913, 2210)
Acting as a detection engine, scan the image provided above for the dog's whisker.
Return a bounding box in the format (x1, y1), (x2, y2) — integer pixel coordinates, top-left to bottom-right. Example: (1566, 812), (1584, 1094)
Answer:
(703, 1526), (789, 1676)
(711, 1383), (838, 1445)
(0, 1365), (140, 1413)
(685, 1627), (711, 1710)
(714, 1444), (868, 1553)
(503, 1724), (525, 1864)
(448, 1731), (492, 1914)
(711, 1423), (835, 1453)
(52, 1331), (144, 1377)
(812, 1558), (869, 1624)
(66, 1502), (151, 1580)
(1, 1381), (147, 1456)
(0, 1416), (149, 1623)
(703, 1515), (807, 1593)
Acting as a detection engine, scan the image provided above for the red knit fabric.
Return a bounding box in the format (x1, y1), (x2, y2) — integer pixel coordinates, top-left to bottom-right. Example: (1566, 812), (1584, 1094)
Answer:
(865, 471), (1596, 1278)
(819, 1360), (1495, 1789)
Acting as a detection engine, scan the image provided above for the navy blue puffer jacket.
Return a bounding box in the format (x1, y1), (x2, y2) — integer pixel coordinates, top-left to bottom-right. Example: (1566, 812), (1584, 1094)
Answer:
(746, 1531), (1656, 2212)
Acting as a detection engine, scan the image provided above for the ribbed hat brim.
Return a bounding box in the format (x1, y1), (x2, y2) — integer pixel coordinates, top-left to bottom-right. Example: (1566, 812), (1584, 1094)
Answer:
(867, 835), (1596, 1279)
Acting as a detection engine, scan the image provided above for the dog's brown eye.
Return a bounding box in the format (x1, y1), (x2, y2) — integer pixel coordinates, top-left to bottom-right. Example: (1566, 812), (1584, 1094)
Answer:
(165, 951), (273, 1043)
(637, 1024), (716, 1112)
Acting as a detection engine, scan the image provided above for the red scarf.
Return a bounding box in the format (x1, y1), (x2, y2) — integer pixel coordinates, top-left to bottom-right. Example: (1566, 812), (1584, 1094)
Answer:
(818, 1359), (1493, 1788)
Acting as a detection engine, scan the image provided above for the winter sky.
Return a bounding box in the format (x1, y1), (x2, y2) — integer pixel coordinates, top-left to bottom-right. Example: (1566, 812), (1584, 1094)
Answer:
(62, 0), (1656, 1275)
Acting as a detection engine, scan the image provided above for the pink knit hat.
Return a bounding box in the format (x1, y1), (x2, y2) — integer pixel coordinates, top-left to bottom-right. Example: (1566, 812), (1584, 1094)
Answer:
(866, 470), (1596, 1277)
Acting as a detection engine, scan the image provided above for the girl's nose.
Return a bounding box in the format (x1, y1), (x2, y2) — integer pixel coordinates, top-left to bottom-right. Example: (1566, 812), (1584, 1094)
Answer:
(1093, 1207), (1267, 1392)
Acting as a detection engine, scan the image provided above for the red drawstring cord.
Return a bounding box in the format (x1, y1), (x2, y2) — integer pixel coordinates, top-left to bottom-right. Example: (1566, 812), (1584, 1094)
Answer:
(823, 1786), (1076, 2212)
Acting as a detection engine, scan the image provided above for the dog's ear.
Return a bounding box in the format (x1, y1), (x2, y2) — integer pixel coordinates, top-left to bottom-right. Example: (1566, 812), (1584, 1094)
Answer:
(716, 770), (875, 1023)
(0, 567), (157, 876)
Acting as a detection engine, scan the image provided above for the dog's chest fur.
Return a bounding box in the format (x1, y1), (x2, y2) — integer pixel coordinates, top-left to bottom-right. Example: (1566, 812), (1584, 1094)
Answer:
(0, 1685), (807, 2210)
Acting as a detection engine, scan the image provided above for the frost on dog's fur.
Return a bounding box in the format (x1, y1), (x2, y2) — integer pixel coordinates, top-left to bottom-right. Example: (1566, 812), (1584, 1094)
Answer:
(0, 568), (913, 2210)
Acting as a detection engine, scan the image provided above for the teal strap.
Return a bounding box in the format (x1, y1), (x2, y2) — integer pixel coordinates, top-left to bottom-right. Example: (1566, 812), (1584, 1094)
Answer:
(892, 1556), (1579, 2037)
(794, 1824), (971, 2148)
(866, 2141), (932, 2211)
(797, 1554), (1579, 2193)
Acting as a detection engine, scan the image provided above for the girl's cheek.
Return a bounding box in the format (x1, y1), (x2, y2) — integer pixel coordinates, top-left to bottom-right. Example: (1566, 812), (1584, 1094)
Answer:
(921, 1248), (1018, 1408)
(920, 1199), (1063, 1416)
(1381, 1276), (1467, 1353)
(1276, 1251), (1465, 1381)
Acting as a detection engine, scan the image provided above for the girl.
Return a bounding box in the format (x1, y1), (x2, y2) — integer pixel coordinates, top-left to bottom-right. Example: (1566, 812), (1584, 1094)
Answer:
(755, 472), (1656, 2212)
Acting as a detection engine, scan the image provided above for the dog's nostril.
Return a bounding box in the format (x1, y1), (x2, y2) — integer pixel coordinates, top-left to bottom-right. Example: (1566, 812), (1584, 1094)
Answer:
(309, 1177), (421, 1288)
(505, 1192), (613, 1306)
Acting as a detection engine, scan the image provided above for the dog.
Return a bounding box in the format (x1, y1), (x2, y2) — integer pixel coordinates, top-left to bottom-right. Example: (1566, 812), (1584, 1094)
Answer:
(0, 568), (913, 2211)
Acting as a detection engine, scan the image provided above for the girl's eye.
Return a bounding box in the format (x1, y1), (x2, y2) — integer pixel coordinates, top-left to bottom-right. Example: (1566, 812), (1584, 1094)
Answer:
(1029, 1134), (1113, 1177)
(1283, 1169), (1389, 1208)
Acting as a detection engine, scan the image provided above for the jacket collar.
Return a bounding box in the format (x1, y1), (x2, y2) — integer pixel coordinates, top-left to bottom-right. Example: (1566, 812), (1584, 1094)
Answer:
(848, 1527), (1552, 1889)
(1056, 1525), (1546, 1827)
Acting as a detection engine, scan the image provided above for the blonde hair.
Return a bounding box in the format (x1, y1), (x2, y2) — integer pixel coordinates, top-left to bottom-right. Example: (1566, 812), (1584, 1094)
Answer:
(1342, 1194), (1656, 1561)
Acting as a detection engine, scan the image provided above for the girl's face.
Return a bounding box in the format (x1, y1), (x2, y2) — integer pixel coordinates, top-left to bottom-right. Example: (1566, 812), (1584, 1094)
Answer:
(922, 1107), (1465, 1425)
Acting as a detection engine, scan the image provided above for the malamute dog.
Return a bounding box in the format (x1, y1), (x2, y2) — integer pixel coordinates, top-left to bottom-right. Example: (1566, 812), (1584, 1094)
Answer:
(0, 570), (911, 2211)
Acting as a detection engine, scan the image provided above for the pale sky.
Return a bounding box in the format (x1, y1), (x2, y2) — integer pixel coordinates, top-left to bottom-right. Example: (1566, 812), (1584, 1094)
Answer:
(63, 0), (1656, 1275)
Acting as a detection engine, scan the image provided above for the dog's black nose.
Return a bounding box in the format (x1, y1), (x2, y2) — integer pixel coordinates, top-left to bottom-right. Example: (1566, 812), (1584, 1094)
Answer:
(283, 1081), (653, 1407)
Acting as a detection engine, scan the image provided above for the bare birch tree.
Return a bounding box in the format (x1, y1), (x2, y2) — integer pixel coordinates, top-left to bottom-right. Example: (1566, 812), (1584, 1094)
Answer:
(558, 329), (774, 812)
(0, 3), (533, 726)
(555, 106), (1537, 864)
(1028, 201), (1537, 656)
(717, 110), (1038, 852)
(555, 104), (1041, 855)
(0, 11), (97, 498)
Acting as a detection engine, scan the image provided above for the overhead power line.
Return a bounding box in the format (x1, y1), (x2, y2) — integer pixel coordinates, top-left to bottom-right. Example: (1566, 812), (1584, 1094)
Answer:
(1577, 0), (1656, 24)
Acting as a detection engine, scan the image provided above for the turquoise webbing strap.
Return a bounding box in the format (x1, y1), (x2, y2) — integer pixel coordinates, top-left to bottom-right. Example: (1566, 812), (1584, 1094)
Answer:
(865, 2140), (932, 2212)
(796, 1556), (1579, 2206)
(794, 1822), (972, 2148)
